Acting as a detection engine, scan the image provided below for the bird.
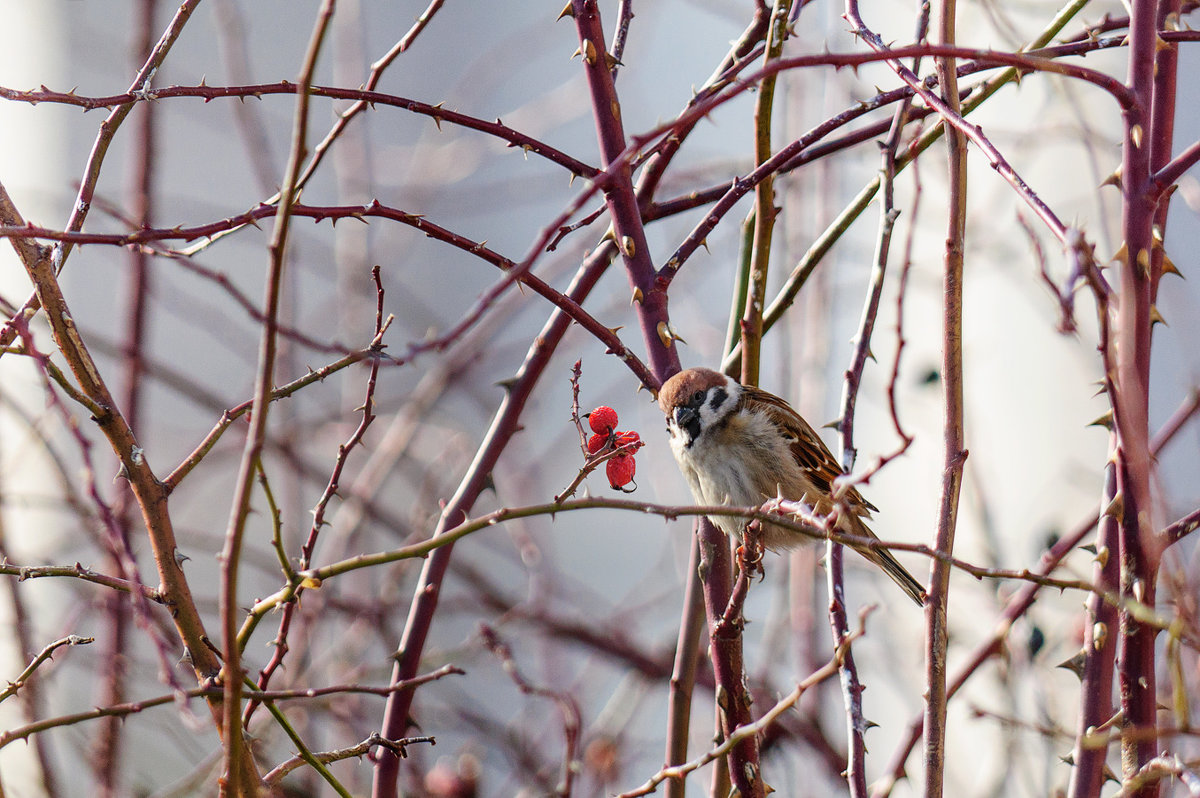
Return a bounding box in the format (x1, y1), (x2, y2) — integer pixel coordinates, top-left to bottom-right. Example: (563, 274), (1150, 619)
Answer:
(658, 367), (926, 605)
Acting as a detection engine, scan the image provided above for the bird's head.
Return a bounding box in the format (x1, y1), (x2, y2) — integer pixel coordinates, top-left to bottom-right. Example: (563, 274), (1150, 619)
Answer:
(658, 367), (739, 448)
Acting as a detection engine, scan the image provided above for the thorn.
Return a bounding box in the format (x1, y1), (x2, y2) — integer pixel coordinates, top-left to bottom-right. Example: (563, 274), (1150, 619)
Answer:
(1149, 305), (1166, 326)
(1087, 409), (1113, 429)
(1056, 649), (1087, 680)
(556, 1), (574, 20)
(630, 286), (644, 305)
(1130, 124), (1144, 149)
(1100, 165), (1122, 190)
(1102, 491), (1124, 519)
(656, 321), (674, 349)
(1110, 242), (1128, 266)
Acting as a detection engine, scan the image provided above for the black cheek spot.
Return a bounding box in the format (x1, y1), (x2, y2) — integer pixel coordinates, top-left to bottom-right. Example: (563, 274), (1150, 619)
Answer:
(708, 387), (727, 411)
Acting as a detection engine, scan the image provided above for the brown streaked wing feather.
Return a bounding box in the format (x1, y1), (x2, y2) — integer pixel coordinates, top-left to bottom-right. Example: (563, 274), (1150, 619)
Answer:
(738, 385), (878, 513)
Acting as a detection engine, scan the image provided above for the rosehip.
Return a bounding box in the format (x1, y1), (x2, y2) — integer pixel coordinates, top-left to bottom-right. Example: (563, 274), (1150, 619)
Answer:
(614, 430), (642, 450)
(607, 454), (636, 489)
(587, 406), (618, 434)
(587, 433), (608, 454)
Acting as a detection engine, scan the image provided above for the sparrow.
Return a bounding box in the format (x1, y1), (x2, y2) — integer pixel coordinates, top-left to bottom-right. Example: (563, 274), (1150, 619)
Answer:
(658, 367), (926, 605)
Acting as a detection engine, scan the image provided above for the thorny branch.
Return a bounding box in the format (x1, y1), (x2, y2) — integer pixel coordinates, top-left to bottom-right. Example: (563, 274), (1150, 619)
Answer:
(2, 3), (1198, 797)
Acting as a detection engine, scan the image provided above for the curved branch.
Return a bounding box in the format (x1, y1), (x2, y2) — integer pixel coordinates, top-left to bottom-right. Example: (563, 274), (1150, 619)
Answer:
(0, 82), (597, 179)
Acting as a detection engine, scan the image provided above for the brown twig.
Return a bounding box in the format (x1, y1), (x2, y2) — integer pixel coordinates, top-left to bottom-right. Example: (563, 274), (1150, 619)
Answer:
(1066, 463), (1121, 798)
(0, 200), (658, 389)
(95, 3), (161, 790)
(829, 23), (920, 791)
(1110, 1), (1173, 790)
(0, 82), (594, 182)
(242, 267), (391, 728)
(0, 665), (462, 750)
(901, 0), (971, 790)
(870, 383), (1200, 797)
(218, 3), (336, 792)
(616, 609), (871, 797)
(0, 635), (94, 705)
(369, 241), (619, 798)
(0, 176), (233, 753)
(0, 562), (164, 602)
(0, 0), (202, 352)
(263, 732), (437, 786)
(657, 15), (773, 797)
(164, 341), (385, 490)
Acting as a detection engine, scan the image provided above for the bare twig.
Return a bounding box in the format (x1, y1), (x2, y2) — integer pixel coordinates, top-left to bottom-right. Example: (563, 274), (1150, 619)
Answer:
(0, 665), (462, 751)
(263, 732), (437, 786)
(912, 0), (970, 790)
(0, 178), (231, 751)
(0, 0), (202, 353)
(617, 609), (871, 797)
(241, 268), (390, 727)
(0, 635), (94, 705)
(218, 3), (337, 792)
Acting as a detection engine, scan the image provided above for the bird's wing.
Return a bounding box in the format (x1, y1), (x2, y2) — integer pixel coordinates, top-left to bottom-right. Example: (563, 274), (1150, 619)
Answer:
(739, 384), (878, 513)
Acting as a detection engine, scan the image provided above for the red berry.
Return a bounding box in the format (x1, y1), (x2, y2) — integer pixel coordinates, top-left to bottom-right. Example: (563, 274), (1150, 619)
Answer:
(606, 454), (636, 489)
(588, 406), (618, 434)
(587, 433), (608, 454)
(614, 430), (642, 450)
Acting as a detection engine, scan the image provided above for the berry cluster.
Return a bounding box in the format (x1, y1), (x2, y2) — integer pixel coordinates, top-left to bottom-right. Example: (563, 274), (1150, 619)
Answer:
(586, 405), (643, 490)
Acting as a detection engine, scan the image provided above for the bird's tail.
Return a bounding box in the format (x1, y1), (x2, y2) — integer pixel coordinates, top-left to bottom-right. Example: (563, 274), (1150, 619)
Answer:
(845, 517), (926, 606)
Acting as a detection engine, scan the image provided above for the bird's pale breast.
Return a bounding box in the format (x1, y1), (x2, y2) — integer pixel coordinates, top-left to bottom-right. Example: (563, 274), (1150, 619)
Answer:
(672, 409), (821, 546)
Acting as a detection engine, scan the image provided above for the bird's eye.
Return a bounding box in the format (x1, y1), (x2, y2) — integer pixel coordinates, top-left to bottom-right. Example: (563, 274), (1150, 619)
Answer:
(692, 390), (704, 404)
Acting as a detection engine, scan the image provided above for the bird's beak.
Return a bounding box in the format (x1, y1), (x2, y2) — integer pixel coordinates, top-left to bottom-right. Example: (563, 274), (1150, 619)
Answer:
(673, 405), (701, 444)
(673, 405), (697, 429)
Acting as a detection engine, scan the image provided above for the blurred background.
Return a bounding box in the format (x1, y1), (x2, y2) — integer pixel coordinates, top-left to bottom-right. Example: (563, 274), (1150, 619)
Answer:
(0, 0), (1198, 796)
